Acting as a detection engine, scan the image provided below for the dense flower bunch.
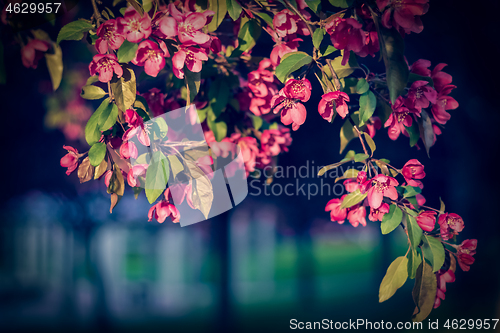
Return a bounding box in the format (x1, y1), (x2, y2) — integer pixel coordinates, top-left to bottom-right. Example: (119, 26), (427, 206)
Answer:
(4, 0), (474, 322)
(323, 155), (476, 311)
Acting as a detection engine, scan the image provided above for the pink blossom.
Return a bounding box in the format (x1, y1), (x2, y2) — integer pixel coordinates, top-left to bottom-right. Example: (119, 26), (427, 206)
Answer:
(405, 80), (437, 110)
(261, 127), (292, 156)
(416, 210), (436, 232)
(378, 0), (429, 34)
(95, 19), (125, 54)
(228, 133), (259, 175)
(326, 18), (365, 66)
(270, 37), (301, 67)
(369, 203), (390, 222)
(127, 164), (148, 187)
(456, 239), (477, 272)
(89, 54), (123, 83)
(356, 23), (379, 58)
(344, 171), (370, 194)
(273, 10), (298, 38)
(347, 205), (367, 227)
(438, 213), (464, 241)
(163, 4), (213, 44)
(402, 159), (425, 187)
(120, 140), (138, 159)
(141, 88), (165, 117)
(21, 39), (50, 69)
(172, 46), (208, 79)
(271, 79), (311, 131)
(325, 195), (348, 222)
(117, 6), (152, 43)
(365, 117), (382, 138)
(434, 268), (455, 309)
(431, 63), (452, 93)
(132, 40), (169, 77)
(366, 174), (399, 209)
(384, 96), (417, 141)
(410, 59), (431, 77)
(318, 91), (350, 121)
(60, 145), (79, 176)
(148, 200), (180, 223)
(165, 183), (194, 208)
(431, 85), (458, 125)
(124, 109), (143, 128)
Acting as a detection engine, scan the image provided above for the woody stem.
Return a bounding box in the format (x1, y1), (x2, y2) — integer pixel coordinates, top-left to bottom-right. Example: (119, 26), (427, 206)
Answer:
(91, 0), (104, 27)
(282, 0), (317, 59)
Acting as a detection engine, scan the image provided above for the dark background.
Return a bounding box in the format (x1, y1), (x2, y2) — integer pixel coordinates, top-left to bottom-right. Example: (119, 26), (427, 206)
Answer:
(0, 0), (499, 332)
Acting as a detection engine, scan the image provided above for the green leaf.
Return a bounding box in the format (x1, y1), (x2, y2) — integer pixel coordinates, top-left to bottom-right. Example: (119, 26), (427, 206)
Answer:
(381, 204), (403, 235)
(421, 235), (445, 273)
(335, 168), (359, 183)
(408, 73), (433, 88)
(439, 197), (445, 213)
(226, 0), (242, 21)
(312, 28), (325, 50)
(107, 164), (125, 196)
(412, 262), (437, 322)
(145, 151), (169, 204)
(354, 153), (369, 162)
(185, 67), (201, 103)
(134, 95), (150, 113)
(341, 150), (356, 162)
(209, 77), (230, 117)
(250, 114), (263, 130)
(328, 0), (354, 8)
(81, 85), (108, 100)
(356, 78), (369, 94)
(330, 51), (359, 78)
(207, 109), (227, 141)
(85, 107), (104, 146)
(99, 103), (119, 131)
(407, 248), (421, 279)
(89, 142), (107, 167)
(358, 91), (376, 126)
(186, 160), (214, 219)
(167, 154), (184, 180)
(317, 160), (352, 177)
(116, 40), (139, 63)
(110, 66), (136, 112)
(372, 18), (409, 104)
(86, 75), (100, 86)
(417, 109), (434, 158)
(207, 0), (227, 32)
(45, 44), (63, 91)
(154, 117), (169, 138)
(234, 19), (261, 54)
(407, 215), (423, 250)
(275, 51), (313, 83)
(379, 256), (408, 303)
(253, 11), (273, 28)
(319, 45), (337, 58)
(305, 0), (321, 12)
(362, 132), (376, 156)
(57, 20), (94, 44)
(339, 113), (358, 153)
(340, 189), (367, 209)
(404, 186), (422, 198)
(405, 120), (420, 147)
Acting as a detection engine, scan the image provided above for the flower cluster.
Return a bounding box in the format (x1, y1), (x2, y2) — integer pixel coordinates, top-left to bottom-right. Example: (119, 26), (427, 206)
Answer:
(271, 78), (311, 131)
(325, 16), (379, 66)
(384, 59), (458, 142)
(89, 4), (217, 82)
(244, 59), (279, 117)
